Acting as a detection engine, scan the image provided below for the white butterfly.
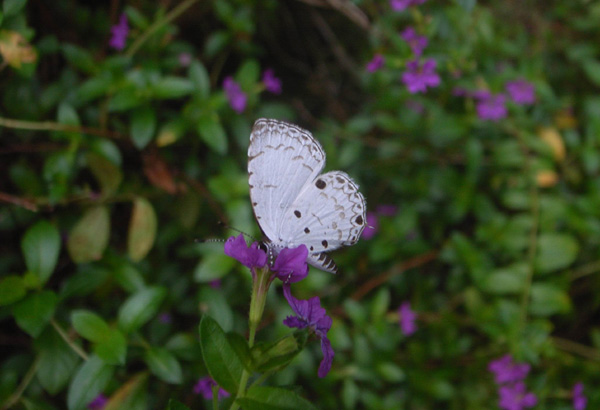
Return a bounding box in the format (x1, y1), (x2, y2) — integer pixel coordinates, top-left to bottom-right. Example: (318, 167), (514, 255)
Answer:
(248, 118), (367, 273)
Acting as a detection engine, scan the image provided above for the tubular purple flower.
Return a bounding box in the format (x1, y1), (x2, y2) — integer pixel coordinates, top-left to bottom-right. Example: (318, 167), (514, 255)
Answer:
(273, 245), (309, 284)
(401, 27), (428, 56)
(283, 286), (334, 377)
(402, 58), (441, 94)
(572, 382), (587, 410)
(366, 54), (385, 72)
(506, 79), (535, 105)
(262, 69), (282, 94)
(193, 377), (230, 400)
(223, 77), (247, 113)
(224, 234), (267, 269)
(398, 301), (417, 335)
(109, 13), (129, 51)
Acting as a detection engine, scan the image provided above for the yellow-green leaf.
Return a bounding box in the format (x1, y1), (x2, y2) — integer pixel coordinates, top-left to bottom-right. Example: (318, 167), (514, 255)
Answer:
(67, 206), (110, 263)
(127, 198), (157, 262)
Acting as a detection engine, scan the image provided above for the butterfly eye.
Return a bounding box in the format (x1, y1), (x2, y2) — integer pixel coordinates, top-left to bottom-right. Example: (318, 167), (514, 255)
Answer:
(258, 242), (269, 253)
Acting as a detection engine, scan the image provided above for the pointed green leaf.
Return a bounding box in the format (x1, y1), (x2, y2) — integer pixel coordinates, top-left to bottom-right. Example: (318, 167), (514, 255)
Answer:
(197, 113), (227, 154)
(144, 347), (182, 384)
(130, 106), (156, 149)
(237, 385), (318, 410)
(21, 220), (61, 285)
(535, 233), (579, 274)
(150, 77), (194, 99)
(71, 310), (111, 343)
(12, 291), (58, 337)
(481, 263), (528, 294)
(67, 206), (110, 263)
(127, 197), (157, 262)
(167, 399), (191, 410)
(67, 355), (113, 410)
(95, 329), (127, 365)
(118, 286), (166, 333)
(189, 60), (210, 99)
(35, 327), (79, 394)
(0, 275), (27, 306)
(529, 283), (571, 316)
(199, 315), (243, 394)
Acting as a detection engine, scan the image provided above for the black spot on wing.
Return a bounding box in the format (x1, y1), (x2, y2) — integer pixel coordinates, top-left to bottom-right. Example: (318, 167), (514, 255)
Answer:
(315, 179), (326, 189)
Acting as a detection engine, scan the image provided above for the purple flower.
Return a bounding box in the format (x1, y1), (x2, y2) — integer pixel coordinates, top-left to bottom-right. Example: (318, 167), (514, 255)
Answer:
(390, 0), (426, 11)
(223, 77), (247, 113)
(488, 355), (531, 385)
(402, 58), (440, 94)
(398, 301), (417, 336)
(193, 377), (230, 400)
(476, 93), (507, 121)
(88, 394), (108, 410)
(273, 245), (309, 284)
(224, 234), (267, 270)
(506, 79), (535, 105)
(366, 54), (385, 72)
(401, 27), (428, 57)
(262, 69), (282, 94)
(178, 52), (192, 67)
(572, 382), (587, 410)
(361, 212), (379, 240)
(498, 382), (537, 410)
(209, 279), (222, 289)
(109, 14), (129, 51)
(283, 286), (334, 377)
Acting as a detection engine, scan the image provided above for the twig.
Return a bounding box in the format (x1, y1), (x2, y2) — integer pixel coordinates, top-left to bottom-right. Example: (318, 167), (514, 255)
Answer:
(551, 336), (600, 362)
(51, 319), (89, 361)
(0, 356), (41, 410)
(0, 117), (124, 139)
(0, 192), (38, 212)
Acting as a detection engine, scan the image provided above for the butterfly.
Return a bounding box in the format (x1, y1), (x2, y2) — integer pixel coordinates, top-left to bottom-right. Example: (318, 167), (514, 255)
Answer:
(248, 118), (367, 273)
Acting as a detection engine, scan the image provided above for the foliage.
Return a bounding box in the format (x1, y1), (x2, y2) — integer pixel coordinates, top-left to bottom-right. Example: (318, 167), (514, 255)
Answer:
(1, 0), (599, 409)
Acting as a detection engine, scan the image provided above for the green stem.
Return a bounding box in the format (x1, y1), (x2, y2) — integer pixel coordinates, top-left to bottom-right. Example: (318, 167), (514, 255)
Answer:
(0, 356), (41, 410)
(126, 0), (200, 57)
(51, 319), (89, 361)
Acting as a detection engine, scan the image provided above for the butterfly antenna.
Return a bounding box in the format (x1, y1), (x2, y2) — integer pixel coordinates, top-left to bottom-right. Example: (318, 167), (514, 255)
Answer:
(217, 221), (260, 243)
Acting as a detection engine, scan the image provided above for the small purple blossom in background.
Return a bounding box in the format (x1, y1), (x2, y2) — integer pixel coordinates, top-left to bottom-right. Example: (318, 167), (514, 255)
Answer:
(366, 54), (385, 72)
(488, 355), (531, 385)
(476, 93), (507, 121)
(506, 79), (535, 105)
(178, 52), (192, 67)
(209, 279), (222, 289)
(193, 377), (230, 400)
(401, 27), (428, 57)
(262, 69), (282, 94)
(158, 312), (172, 324)
(361, 212), (378, 240)
(283, 286), (334, 377)
(223, 77), (247, 113)
(390, 0), (426, 12)
(572, 382), (587, 410)
(273, 245), (309, 284)
(398, 301), (417, 335)
(88, 394), (108, 410)
(498, 382), (537, 410)
(402, 58), (440, 94)
(224, 234), (267, 270)
(109, 13), (129, 51)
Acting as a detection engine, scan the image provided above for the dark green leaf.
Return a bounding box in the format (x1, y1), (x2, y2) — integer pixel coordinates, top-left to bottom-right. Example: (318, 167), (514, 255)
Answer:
(3, 0), (27, 16)
(0, 275), (27, 306)
(197, 112), (227, 154)
(21, 220), (61, 285)
(481, 263), (529, 294)
(60, 265), (109, 300)
(167, 399), (191, 410)
(150, 77), (194, 99)
(35, 327), (79, 395)
(199, 315), (243, 394)
(118, 286), (167, 333)
(76, 73), (113, 104)
(71, 310), (110, 343)
(535, 233), (579, 274)
(582, 59), (600, 87)
(144, 347), (182, 384)
(529, 283), (571, 316)
(130, 106), (156, 149)
(62, 44), (96, 74)
(189, 60), (210, 99)
(237, 385), (318, 410)
(12, 291), (58, 337)
(111, 261), (146, 293)
(67, 355), (113, 410)
(95, 329), (127, 365)
(108, 89), (142, 112)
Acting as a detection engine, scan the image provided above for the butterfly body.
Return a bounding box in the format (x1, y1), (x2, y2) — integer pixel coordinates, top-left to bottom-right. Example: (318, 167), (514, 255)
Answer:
(248, 118), (366, 273)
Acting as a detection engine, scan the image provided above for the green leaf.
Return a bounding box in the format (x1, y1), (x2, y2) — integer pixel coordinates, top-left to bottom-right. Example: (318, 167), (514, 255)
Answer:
(62, 44), (96, 74)
(189, 60), (210, 99)
(198, 287), (233, 331)
(87, 153), (122, 197)
(21, 220), (61, 285)
(237, 59), (260, 89)
(0, 275), (27, 306)
(529, 283), (571, 316)
(481, 263), (529, 294)
(118, 286), (167, 333)
(197, 112), (227, 154)
(535, 233), (579, 274)
(3, 0), (27, 17)
(130, 106), (156, 149)
(60, 265), (109, 300)
(12, 291), (58, 337)
(150, 77), (194, 99)
(108, 89), (142, 112)
(167, 399), (191, 410)
(199, 315), (243, 394)
(251, 334), (305, 374)
(193, 253), (236, 283)
(67, 355), (113, 410)
(144, 347), (183, 384)
(67, 206), (110, 263)
(111, 261), (146, 293)
(582, 59), (600, 87)
(71, 310), (110, 343)
(35, 327), (79, 395)
(76, 73), (113, 104)
(237, 385), (319, 410)
(95, 329), (127, 365)
(127, 197), (157, 262)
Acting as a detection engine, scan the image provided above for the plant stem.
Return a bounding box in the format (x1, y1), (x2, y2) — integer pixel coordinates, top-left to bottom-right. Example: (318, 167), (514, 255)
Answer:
(0, 356), (41, 410)
(0, 116), (123, 139)
(51, 319), (89, 361)
(126, 0), (200, 57)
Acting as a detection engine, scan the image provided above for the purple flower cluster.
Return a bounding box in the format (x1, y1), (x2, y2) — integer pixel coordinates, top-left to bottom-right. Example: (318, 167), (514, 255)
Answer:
(398, 301), (417, 336)
(402, 59), (440, 94)
(223, 77), (247, 113)
(572, 382), (587, 410)
(401, 27), (428, 57)
(262, 69), (282, 94)
(390, 0), (427, 12)
(476, 92), (507, 122)
(506, 79), (535, 105)
(488, 355), (537, 410)
(224, 234), (333, 376)
(109, 14), (129, 51)
(366, 54), (385, 73)
(193, 376), (230, 400)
